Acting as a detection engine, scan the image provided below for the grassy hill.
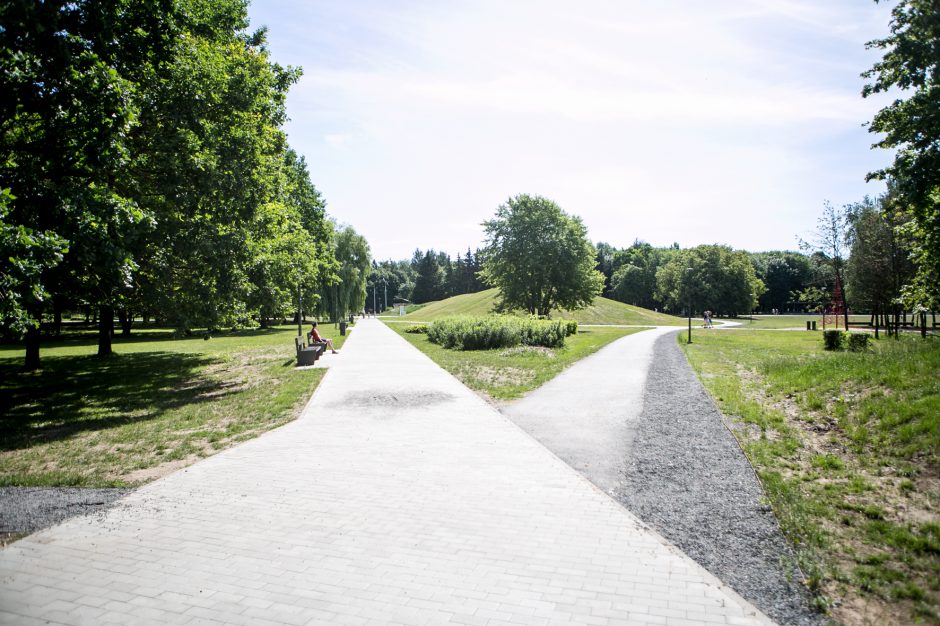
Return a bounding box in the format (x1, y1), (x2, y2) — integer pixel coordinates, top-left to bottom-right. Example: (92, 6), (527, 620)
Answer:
(387, 288), (682, 326)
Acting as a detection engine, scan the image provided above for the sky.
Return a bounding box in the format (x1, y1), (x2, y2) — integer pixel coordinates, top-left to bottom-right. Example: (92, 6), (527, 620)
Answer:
(246, 0), (896, 261)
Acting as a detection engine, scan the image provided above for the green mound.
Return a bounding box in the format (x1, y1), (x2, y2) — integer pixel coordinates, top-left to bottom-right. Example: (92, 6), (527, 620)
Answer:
(389, 288), (681, 326)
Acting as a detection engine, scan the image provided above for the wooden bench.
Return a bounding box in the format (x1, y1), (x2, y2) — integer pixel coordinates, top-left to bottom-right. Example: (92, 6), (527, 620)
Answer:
(295, 336), (326, 366)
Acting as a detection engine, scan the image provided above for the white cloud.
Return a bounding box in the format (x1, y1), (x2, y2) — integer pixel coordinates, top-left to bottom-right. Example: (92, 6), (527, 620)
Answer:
(252, 0), (895, 259)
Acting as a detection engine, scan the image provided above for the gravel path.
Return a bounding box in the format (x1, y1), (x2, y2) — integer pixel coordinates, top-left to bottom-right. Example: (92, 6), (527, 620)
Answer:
(0, 487), (130, 542)
(617, 331), (825, 626)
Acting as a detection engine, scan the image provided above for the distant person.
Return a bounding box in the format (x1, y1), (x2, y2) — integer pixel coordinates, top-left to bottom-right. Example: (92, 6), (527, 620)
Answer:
(704, 310), (714, 328)
(308, 322), (338, 354)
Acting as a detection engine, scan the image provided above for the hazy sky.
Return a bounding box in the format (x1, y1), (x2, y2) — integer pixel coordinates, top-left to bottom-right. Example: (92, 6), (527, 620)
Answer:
(247, 0), (895, 261)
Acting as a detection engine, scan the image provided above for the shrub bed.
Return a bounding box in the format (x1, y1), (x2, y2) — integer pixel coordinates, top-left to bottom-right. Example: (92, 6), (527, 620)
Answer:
(426, 315), (576, 350)
(823, 330), (844, 351)
(846, 332), (871, 352)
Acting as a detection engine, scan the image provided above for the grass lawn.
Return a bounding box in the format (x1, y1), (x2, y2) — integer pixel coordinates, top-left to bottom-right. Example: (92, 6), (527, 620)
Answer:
(725, 314), (875, 330)
(388, 322), (645, 400)
(682, 330), (939, 626)
(0, 323), (349, 487)
(384, 288), (682, 326)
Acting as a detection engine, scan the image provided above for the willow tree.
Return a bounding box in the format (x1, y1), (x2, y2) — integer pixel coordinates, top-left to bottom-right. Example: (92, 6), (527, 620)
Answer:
(317, 226), (371, 322)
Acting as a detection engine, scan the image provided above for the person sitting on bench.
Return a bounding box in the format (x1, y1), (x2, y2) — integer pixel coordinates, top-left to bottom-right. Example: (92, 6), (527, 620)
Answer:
(308, 322), (338, 354)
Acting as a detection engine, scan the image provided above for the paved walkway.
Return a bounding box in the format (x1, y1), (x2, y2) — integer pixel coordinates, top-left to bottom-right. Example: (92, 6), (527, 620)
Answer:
(503, 327), (679, 496)
(0, 319), (774, 626)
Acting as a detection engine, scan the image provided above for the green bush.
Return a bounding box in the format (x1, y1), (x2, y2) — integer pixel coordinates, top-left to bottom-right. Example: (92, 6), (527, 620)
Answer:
(823, 330), (844, 351)
(563, 319), (578, 336)
(404, 325), (428, 334)
(846, 333), (871, 352)
(426, 315), (569, 350)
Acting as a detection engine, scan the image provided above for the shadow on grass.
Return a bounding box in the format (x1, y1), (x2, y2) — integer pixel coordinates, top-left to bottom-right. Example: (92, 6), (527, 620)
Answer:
(0, 326), (289, 352)
(0, 351), (233, 451)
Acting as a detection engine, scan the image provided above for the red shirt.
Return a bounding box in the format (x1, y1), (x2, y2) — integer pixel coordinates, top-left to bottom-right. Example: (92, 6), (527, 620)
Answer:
(310, 328), (323, 342)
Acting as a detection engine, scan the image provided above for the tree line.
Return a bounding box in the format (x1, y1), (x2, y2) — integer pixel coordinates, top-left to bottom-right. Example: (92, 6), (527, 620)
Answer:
(0, 0), (371, 369)
(367, 248), (486, 310)
(596, 193), (922, 321)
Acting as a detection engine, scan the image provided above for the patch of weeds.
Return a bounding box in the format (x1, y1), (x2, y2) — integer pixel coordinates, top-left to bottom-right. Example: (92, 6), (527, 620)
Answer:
(682, 331), (940, 625)
(811, 454), (845, 471)
(840, 502), (886, 520)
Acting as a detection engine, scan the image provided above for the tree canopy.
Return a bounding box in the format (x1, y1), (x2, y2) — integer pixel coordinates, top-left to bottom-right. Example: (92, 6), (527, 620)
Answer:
(655, 245), (765, 317)
(480, 194), (604, 316)
(0, 0), (347, 368)
(863, 0), (940, 307)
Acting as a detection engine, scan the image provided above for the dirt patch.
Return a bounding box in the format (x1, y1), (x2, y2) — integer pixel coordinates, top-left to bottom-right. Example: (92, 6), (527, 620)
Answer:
(118, 454), (205, 484)
(498, 346), (556, 358)
(465, 366), (535, 387)
(828, 589), (914, 626)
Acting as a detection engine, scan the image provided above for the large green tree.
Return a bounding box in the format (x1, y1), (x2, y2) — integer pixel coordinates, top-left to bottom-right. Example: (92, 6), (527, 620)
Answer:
(845, 195), (914, 320)
(0, 0), (173, 366)
(410, 250), (446, 304)
(0, 189), (68, 337)
(317, 226), (371, 321)
(127, 0), (301, 332)
(656, 245), (765, 317)
(749, 251), (813, 313)
(608, 241), (676, 310)
(480, 194), (604, 316)
(863, 0), (940, 308)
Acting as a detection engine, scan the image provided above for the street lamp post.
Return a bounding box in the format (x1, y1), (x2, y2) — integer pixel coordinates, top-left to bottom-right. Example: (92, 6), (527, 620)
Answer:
(296, 266), (303, 338)
(383, 278), (387, 312)
(686, 267), (693, 344)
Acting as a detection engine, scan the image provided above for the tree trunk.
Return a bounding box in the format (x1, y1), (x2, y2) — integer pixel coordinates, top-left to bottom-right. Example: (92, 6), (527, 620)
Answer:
(873, 307), (879, 339)
(98, 305), (113, 357)
(24, 323), (41, 371)
(53, 300), (63, 336)
(118, 309), (133, 336)
(922, 313), (927, 338)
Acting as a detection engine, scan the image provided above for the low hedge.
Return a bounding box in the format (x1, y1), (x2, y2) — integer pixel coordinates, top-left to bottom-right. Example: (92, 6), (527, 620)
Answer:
(426, 315), (577, 350)
(823, 330), (843, 351)
(823, 330), (871, 352)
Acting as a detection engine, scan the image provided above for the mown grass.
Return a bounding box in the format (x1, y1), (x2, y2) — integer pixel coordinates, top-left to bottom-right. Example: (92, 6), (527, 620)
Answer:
(0, 324), (346, 487)
(390, 288), (682, 326)
(683, 330), (940, 625)
(390, 323), (644, 400)
(729, 314), (878, 330)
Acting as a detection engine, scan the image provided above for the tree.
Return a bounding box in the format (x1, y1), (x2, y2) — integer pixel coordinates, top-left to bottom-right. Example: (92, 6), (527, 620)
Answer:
(845, 195), (914, 323)
(0, 0), (174, 365)
(800, 202), (851, 329)
(656, 245), (765, 317)
(317, 226), (370, 321)
(0, 189), (68, 356)
(863, 0), (940, 308)
(608, 241), (674, 310)
(749, 251), (813, 312)
(480, 194), (604, 316)
(595, 242), (617, 294)
(128, 0), (301, 333)
(411, 250), (446, 304)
